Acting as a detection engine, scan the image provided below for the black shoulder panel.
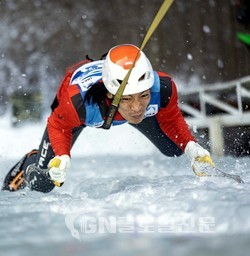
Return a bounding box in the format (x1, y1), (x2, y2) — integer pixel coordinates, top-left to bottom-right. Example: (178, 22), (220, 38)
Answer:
(160, 76), (172, 108)
(71, 93), (86, 122)
(50, 96), (59, 111)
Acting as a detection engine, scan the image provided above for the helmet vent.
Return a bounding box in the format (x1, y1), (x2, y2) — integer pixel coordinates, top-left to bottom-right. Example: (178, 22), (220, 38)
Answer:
(139, 73), (146, 81)
(139, 71), (150, 81)
(111, 79), (120, 88)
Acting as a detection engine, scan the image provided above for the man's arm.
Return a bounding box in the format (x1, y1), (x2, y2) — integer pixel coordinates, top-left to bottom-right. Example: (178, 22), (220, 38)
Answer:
(156, 76), (195, 151)
(156, 74), (217, 177)
(47, 86), (83, 156)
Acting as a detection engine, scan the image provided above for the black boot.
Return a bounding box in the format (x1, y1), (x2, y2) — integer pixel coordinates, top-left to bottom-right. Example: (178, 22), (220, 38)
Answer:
(2, 149), (38, 191)
(2, 150), (55, 193)
(25, 164), (55, 193)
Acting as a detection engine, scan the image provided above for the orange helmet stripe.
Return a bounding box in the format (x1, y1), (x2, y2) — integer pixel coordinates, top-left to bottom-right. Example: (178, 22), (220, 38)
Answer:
(109, 45), (141, 70)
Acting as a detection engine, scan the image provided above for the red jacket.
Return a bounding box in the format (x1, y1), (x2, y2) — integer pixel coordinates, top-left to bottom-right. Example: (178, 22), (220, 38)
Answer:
(47, 66), (195, 156)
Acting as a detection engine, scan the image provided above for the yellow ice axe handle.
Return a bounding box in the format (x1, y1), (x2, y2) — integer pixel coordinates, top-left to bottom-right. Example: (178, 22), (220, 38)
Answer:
(48, 158), (64, 187)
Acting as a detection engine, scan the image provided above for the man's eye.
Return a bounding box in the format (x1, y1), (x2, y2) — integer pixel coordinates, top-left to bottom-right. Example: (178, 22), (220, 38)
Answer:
(121, 97), (131, 102)
(141, 93), (149, 98)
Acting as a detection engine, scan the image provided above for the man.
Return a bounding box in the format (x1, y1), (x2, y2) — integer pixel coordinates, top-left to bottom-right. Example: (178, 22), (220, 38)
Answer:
(2, 44), (215, 193)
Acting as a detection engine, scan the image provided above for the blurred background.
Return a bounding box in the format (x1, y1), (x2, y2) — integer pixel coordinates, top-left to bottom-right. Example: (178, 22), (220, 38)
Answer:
(0, 0), (249, 154)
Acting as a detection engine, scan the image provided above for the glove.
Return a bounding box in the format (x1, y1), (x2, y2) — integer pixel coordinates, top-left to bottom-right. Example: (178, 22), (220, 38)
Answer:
(185, 141), (215, 177)
(48, 155), (70, 184)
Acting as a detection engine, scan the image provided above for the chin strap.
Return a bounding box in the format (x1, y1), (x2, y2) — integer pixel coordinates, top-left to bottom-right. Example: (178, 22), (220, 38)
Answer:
(102, 0), (175, 129)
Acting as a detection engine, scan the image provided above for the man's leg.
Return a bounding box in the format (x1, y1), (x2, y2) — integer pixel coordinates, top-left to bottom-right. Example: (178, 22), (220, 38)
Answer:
(25, 125), (85, 192)
(2, 149), (38, 191)
(24, 128), (56, 192)
(130, 116), (183, 157)
(2, 125), (85, 192)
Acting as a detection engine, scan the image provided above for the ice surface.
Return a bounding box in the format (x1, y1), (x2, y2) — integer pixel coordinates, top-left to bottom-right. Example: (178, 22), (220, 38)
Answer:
(0, 115), (250, 256)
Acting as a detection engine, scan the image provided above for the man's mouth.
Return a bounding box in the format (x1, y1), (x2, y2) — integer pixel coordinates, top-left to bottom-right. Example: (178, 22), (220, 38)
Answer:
(131, 113), (143, 119)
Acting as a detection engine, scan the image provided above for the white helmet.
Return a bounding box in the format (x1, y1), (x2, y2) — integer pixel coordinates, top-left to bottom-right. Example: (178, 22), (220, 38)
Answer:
(102, 44), (154, 95)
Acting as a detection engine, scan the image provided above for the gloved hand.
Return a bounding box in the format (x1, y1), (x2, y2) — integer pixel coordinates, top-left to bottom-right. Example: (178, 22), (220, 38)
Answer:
(48, 155), (70, 185)
(185, 141), (215, 177)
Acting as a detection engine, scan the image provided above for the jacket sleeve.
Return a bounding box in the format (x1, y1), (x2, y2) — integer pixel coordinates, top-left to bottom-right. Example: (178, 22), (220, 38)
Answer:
(156, 75), (195, 151)
(47, 84), (83, 156)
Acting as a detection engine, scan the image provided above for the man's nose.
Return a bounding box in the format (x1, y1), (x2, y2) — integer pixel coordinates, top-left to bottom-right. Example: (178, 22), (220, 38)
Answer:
(131, 99), (142, 112)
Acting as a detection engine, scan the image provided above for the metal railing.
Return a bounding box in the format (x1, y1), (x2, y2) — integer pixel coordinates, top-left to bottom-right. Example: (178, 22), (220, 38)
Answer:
(178, 76), (250, 156)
